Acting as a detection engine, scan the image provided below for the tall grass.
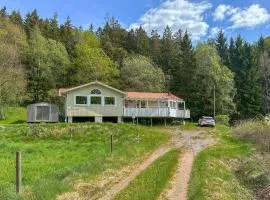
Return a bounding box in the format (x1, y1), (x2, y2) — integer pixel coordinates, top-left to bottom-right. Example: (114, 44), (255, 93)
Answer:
(0, 123), (168, 200)
(114, 149), (180, 200)
(188, 126), (253, 200)
(233, 120), (270, 151)
(232, 120), (270, 199)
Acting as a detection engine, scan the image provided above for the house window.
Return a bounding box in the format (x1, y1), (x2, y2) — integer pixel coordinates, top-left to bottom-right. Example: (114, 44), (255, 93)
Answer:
(90, 96), (102, 105)
(105, 97), (115, 105)
(75, 96), (88, 105)
(91, 89), (101, 94)
(141, 101), (146, 108)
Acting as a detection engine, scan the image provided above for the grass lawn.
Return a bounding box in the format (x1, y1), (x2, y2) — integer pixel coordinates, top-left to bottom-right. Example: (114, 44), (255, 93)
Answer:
(114, 149), (180, 200)
(0, 123), (168, 200)
(188, 125), (254, 200)
(0, 107), (26, 124)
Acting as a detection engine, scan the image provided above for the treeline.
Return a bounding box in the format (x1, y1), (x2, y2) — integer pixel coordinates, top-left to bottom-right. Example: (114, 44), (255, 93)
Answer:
(0, 7), (269, 120)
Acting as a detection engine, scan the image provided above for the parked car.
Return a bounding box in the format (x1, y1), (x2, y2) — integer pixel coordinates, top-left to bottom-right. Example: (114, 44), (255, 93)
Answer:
(198, 116), (215, 127)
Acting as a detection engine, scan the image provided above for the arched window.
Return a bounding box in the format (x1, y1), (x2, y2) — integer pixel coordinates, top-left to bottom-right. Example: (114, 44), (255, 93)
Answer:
(91, 89), (101, 95)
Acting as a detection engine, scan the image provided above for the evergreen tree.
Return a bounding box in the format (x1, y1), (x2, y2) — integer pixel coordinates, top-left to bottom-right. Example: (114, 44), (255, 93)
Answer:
(0, 6), (7, 18)
(9, 10), (23, 26)
(174, 31), (197, 112)
(229, 35), (262, 119)
(159, 26), (175, 74)
(124, 29), (137, 53)
(98, 18), (127, 66)
(134, 26), (150, 56)
(24, 9), (40, 38)
(150, 30), (161, 65)
(59, 16), (76, 56)
(48, 13), (59, 40)
(215, 29), (229, 66)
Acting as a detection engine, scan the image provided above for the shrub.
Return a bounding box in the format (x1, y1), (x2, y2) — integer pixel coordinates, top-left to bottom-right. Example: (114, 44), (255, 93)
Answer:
(215, 115), (230, 126)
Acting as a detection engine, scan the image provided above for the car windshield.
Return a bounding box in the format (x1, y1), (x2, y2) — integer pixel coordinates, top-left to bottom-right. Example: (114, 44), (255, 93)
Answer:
(203, 117), (213, 120)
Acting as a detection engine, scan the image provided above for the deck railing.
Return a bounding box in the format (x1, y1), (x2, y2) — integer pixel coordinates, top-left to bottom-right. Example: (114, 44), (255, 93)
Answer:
(123, 108), (190, 118)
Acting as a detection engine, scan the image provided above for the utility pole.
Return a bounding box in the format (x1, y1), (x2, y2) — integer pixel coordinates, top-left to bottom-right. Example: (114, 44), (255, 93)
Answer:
(213, 85), (216, 119)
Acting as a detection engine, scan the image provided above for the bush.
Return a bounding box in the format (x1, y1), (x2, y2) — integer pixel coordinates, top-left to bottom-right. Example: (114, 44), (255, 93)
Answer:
(215, 115), (230, 126)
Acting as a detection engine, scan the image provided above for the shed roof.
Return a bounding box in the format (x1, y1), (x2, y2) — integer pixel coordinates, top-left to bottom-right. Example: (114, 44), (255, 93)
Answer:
(126, 92), (183, 101)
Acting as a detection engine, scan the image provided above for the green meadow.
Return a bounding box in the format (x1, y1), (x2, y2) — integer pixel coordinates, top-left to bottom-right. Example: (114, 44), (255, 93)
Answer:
(0, 123), (168, 200)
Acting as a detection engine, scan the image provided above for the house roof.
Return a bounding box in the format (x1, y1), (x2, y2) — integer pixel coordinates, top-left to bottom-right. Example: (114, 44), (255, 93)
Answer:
(126, 92), (183, 101)
(58, 81), (184, 101)
(58, 81), (126, 96)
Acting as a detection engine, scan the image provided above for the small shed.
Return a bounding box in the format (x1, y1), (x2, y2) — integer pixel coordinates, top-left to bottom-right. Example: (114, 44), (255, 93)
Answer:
(27, 103), (59, 123)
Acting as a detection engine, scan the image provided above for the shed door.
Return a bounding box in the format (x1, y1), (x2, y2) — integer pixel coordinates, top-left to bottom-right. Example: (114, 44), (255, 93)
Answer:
(36, 106), (50, 121)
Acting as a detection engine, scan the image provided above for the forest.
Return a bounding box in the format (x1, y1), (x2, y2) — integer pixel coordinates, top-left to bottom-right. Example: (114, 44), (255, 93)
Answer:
(0, 6), (269, 120)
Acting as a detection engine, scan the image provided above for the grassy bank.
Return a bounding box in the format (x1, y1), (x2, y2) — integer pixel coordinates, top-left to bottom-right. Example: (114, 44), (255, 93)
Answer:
(114, 149), (180, 200)
(188, 125), (254, 200)
(0, 107), (26, 124)
(0, 123), (168, 200)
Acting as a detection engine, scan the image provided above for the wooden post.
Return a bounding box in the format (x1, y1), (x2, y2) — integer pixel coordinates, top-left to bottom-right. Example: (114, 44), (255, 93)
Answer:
(110, 134), (113, 153)
(16, 152), (21, 193)
(150, 118), (153, 127)
(165, 118), (167, 127)
(69, 127), (73, 142)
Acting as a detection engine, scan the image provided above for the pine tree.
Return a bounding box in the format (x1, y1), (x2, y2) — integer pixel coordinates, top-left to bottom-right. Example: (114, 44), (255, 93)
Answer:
(159, 26), (175, 74)
(150, 30), (161, 65)
(124, 29), (137, 53)
(59, 16), (76, 56)
(134, 26), (150, 56)
(9, 10), (23, 26)
(215, 29), (229, 66)
(229, 35), (262, 119)
(24, 9), (40, 38)
(0, 6), (7, 18)
(48, 13), (59, 41)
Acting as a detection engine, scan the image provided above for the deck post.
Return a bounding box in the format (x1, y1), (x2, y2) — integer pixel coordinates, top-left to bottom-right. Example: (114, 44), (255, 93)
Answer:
(158, 101), (160, 116)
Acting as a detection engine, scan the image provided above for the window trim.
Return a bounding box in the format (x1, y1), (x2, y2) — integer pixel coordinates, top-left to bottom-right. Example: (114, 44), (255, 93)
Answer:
(74, 95), (88, 106)
(90, 89), (102, 95)
(90, 95), (102, 105)
(104, 96), (116, 106)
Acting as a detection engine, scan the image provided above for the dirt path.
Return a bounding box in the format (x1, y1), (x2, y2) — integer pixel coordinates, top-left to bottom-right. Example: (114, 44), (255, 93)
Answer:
(98, 146), (173, 200)
(57, 127), (215, 200)
(161, 130), (215, 200)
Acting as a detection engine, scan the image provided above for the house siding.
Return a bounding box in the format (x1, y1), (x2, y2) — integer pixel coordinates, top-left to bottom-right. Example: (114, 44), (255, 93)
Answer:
(66, 84), (125, 118)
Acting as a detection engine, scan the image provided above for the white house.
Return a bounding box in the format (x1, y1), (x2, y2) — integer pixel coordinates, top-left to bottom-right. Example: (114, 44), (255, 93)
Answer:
(59, 81), (190, 123)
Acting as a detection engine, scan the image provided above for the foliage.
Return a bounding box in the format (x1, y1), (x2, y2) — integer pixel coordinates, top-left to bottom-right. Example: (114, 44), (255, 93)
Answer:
(229, 36), (262, 119)
(0, 19), (26, 118)
(215, 115), (230, 126)
(0, 123), (168, 200)
(73, 31), (120, 87)
(121, 55), (165, 92)
(23, 28), (71, 102)
(257, 36), (270, 115)
(114, 149), (179, 200)
(194, 43), (236, 117)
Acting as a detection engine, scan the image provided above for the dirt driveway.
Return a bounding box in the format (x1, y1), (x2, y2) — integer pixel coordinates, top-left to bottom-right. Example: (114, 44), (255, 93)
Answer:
(57, 127), (215, 200)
